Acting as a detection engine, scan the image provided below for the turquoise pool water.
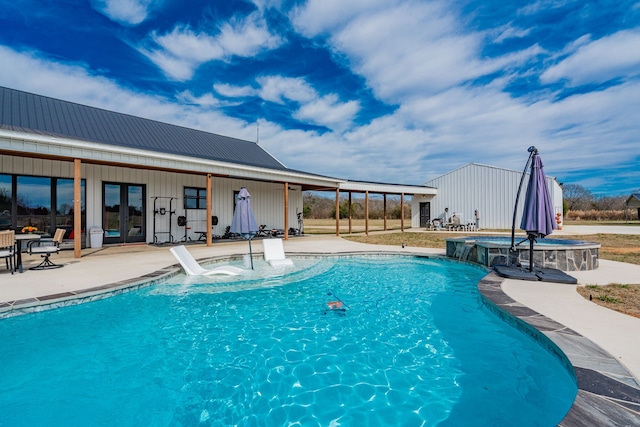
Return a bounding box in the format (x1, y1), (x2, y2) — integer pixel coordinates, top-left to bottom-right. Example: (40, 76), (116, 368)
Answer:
(0, 256), (576, 426)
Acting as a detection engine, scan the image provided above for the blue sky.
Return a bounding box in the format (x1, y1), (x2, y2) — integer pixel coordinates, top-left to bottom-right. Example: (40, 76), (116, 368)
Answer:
(1, 0), (639, 195)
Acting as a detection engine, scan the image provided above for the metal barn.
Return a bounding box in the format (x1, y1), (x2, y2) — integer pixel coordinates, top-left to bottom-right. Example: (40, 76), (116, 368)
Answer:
(414, 163), (563, 230)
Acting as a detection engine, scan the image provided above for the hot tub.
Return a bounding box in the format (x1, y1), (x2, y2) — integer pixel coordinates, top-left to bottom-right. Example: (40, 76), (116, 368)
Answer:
(446, 236), (600, 271)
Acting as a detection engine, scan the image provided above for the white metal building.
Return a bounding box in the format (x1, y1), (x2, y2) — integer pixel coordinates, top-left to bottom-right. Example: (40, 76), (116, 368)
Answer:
(416, 163), (563, 230)
(0, 86), (434, 257)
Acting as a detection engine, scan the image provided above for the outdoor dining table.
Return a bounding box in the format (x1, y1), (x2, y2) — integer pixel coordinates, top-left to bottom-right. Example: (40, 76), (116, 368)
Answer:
(14, 234), (41, 273)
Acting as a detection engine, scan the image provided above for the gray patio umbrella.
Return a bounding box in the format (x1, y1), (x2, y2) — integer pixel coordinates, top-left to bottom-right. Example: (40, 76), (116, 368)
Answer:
(520, 150), (557, 271)
(230, 187), (259, 269)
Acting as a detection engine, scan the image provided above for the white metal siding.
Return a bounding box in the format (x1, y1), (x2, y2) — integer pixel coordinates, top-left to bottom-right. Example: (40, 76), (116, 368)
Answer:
(1, 154), (302, 244)
(424, 163), (563, 230)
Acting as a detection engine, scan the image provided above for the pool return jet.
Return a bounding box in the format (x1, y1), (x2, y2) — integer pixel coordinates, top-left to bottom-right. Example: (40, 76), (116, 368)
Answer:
(493, 147), (577, 284)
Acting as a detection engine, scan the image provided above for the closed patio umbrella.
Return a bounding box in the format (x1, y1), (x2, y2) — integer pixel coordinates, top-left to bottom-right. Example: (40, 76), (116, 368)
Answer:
(230, 187), (259, 269)
(495, 147), (575, 283)
(520, 150), (557, 271)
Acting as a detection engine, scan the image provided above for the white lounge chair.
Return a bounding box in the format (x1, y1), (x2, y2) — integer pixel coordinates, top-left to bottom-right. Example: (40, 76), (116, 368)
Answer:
(263, 238), (294, 267)
(170, 245), (243, 276)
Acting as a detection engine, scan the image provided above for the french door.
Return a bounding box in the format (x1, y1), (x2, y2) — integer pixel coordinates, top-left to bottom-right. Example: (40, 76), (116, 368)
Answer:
(103, 183), (145, 244)
(419, 202), (431, 228)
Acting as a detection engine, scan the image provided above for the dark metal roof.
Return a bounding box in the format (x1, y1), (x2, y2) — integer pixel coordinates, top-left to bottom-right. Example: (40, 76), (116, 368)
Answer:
(0, 86), (288, 171)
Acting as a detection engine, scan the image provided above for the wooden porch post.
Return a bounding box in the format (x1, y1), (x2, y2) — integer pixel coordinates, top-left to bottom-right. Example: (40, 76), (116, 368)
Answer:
(206, 174), (212, 247)
(284, 182), (289, 240)
(348, 192), (352, 234)
(401, 192), (405, 232)
(383, 194), (387, 231)
(335, 189), (340, 236)
(365, 191), (369, 236)
(73, 159), (82, 258)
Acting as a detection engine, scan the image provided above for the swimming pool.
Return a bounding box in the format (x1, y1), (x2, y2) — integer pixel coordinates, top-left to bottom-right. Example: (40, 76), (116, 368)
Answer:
(0, 256), (576, 426)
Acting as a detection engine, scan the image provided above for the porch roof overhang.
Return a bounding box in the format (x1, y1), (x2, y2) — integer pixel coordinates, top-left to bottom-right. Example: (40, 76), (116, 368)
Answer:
(0, 128), (436, 197)
(338, 180), (437, 196)
(0, 128), (344, 189)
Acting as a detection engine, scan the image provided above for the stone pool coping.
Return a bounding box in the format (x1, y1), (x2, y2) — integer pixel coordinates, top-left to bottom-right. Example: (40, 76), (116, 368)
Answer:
(2, 251), (639, 425)
(478, 271), (640, 426)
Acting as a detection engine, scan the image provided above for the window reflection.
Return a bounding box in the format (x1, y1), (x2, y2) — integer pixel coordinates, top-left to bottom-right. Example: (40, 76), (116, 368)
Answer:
(17, 176), (51, 233)
(1, 175), (86, 236)
(184, 187), (207, 209)
(0, 174), (10, 230)
(56, 179), (86, 239)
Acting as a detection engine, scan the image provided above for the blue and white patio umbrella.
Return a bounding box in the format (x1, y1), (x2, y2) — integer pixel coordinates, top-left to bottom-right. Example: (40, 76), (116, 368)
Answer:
(520, 151), (557, 271)
(230, 187), (259, 269)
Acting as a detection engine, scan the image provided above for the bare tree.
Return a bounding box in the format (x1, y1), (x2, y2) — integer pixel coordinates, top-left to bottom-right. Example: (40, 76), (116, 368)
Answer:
(593, 195), (626, 211)
(563, 184), (594, 211)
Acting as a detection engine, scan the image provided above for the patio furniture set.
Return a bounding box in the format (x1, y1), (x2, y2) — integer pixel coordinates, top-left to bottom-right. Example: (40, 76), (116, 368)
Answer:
(430, 214), (477, 231)
(0, 228), (65, 274)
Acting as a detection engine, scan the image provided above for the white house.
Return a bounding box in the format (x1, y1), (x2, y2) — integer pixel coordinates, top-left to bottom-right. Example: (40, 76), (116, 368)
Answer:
(0, 86), (434, 257)
(418, 162), (563, 230)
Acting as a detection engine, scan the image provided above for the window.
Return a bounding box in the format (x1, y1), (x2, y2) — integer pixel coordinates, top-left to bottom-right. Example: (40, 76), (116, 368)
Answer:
(1, 174), (86, 236)
(233, 190), (239, 212)
(55, 179), (86, 238)
(0, 174), (11, 230)
(17, 176), (51, 233)
(184, 187), (207, 209)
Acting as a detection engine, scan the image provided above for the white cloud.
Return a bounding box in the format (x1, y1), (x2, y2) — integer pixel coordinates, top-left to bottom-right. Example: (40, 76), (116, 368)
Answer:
(217, 13), (282, 57)
(176, 91), (220, 107)
(493, 24), (532, 43)
(214, 83), (256, 98)
(541, 30), (640, 86)
(290, 0), (390, 37)
(2, 43), (640, 194)
(139, 12), (282, 81)
(0, 45), (250, 137)
(91, 0), (154, 25)
(516, 0), (573, 16)
(294, 95), (360, 131)
(256, 76), (316, 104)
(294, 1), (540, 103)
(253, 76), (359, 131)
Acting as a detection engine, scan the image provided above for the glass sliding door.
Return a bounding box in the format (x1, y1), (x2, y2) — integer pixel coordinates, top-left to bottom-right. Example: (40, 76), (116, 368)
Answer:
(103, 183), (145, 244)
(104, 184), (122, 240)
(127, 185), (143, 239)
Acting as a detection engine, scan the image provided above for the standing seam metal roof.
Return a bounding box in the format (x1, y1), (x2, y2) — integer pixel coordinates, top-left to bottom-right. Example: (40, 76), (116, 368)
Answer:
(0, 86), (288, 171)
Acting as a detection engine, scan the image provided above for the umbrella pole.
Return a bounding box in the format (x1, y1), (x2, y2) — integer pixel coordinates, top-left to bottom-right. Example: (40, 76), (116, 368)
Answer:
(529, 235), (535, 272)
(510, 147), (537, 261)
(249, 237), (254, 269)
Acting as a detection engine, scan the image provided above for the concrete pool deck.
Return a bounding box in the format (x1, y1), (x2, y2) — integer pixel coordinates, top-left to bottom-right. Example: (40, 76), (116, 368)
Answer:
(1, 227), (639, 424)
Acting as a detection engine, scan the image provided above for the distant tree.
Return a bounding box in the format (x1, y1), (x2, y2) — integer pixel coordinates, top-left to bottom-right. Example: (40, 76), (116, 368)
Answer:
(305, 192), (412, 219)
(563, 184), (594, 211)
(593, 195), (626, 211)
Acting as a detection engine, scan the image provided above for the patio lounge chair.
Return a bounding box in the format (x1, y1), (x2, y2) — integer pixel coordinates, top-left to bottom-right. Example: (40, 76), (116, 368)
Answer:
(28, 228), (65, 270)
(169, 245), (243, 276)
(263, 238), (294, 267)
(0, 230), (15, 274)
(447, 215), (466, 231)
